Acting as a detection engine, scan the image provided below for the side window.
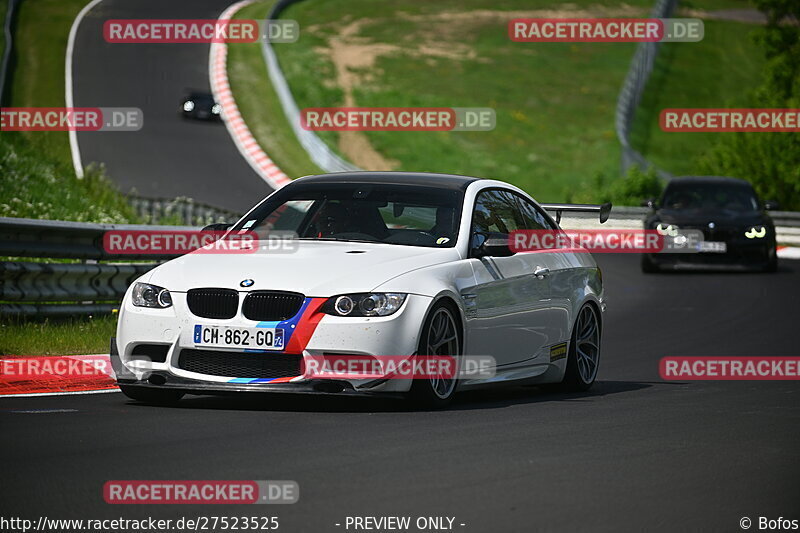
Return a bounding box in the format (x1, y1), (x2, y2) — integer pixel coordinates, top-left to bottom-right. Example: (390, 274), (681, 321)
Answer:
(514, 194), (556, 230)
(472, 190), (526, 235)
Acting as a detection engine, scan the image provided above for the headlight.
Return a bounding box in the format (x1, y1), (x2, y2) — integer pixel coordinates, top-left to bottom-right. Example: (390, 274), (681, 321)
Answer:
(211, 104), (221, 115)
(744, 226), (767, 239)
(324, 293), (407, 317)
(183, 101), (195, 112)
(131, 282), (172, 308)
(655, 223), (679, 237)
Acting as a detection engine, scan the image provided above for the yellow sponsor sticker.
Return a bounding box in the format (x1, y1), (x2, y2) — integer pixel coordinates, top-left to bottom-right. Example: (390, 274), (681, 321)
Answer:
(550, 342), (568, 362)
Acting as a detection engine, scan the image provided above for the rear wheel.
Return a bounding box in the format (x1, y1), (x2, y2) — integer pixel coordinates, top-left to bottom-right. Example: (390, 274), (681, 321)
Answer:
(557, 304), (601, 392)
(119, 385), (184, 405)
(409, 303), (461, 408)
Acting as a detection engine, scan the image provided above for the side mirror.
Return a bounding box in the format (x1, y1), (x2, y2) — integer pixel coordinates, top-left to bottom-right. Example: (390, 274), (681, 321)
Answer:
(641, 198), (657, 209)
(764, 200), (779, 211)
(471, 232), (514, 258)
(201, 223), (233, 232)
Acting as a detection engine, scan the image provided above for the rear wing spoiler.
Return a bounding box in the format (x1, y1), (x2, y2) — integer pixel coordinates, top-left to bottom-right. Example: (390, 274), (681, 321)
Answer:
(540, 202), (612, 224)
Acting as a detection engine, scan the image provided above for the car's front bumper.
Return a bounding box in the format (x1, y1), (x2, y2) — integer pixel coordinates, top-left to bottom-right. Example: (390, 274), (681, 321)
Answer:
(115, 292), (433, 395)
(644, 241), (775, 271)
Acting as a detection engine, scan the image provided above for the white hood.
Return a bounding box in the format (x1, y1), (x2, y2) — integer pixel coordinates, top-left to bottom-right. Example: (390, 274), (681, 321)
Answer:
(147, 240), (461, 296)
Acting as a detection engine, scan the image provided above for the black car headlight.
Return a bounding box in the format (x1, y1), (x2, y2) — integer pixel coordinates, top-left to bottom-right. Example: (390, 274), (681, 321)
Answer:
(744, 226), (767, 239)
(324, 293), (407, 317)
(655, 223), (679, 237)
(182, 100), (195, 112)
(131, 282), (172, 308)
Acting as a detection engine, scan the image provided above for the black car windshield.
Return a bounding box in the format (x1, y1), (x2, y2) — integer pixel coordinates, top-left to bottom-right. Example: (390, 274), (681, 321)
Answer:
(661, 183), (759, 212)
(234, 182), (464, 248)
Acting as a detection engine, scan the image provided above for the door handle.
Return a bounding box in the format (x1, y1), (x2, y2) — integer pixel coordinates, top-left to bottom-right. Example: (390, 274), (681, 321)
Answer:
(533, 266), (550, 278)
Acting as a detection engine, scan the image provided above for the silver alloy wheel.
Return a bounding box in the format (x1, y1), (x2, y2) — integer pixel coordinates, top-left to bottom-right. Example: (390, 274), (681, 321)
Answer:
(424, 307), (460, 399)
(575, 306), (600, 384)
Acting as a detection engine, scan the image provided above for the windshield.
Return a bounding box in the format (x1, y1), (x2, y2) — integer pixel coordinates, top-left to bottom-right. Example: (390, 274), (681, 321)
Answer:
(661, 183), (759, 212)
(234, 182), (463, 248)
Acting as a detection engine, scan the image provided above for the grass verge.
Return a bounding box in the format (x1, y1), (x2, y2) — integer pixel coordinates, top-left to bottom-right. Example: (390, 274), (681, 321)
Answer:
(0, 315), (117, 356)
(229, 0), (764, 203)
(1, 0), (139, 222)
(631, 16), (764, 176)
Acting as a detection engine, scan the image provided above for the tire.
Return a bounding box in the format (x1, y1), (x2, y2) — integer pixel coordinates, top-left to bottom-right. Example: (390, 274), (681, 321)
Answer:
(556, 304), (601, 392)
(119, 385), (184, 405)
(640, 254), (658, 273)
(764, 249), (778, 273)
(408, 302), (462, 408)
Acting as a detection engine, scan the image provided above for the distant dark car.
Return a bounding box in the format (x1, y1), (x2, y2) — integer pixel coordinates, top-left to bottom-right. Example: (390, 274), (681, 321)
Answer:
(641, 176), (778, 273)
(179, 92), (221, 121)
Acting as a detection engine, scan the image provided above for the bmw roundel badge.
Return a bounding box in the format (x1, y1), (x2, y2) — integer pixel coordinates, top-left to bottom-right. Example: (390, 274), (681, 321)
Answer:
(240, 279), (255, 287)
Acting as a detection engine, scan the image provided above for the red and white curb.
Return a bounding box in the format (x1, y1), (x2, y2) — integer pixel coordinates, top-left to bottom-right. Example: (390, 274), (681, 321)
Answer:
(777, 246), (800, 259)
(0, 354), (117, 397)
(210, 0), (291, 190)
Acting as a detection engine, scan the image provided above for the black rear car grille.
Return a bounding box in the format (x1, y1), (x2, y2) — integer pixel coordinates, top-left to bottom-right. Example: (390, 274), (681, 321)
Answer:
(242, 291), (305, 321)
(187, 288), (239, 319)
(178, 349), (302, 378)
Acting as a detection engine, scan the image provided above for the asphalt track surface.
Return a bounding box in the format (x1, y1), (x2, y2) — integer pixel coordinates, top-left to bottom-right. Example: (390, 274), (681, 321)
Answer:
(11, 0), (800, 530)
(72, 0), (272, 212)
(1, 255), (799, 532)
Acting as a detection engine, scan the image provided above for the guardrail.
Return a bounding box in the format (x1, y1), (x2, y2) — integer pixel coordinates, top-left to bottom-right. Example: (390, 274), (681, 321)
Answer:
(560, 207), (800, 246)
(261, 0), (360, 173)
(0, 217), (195, 317)
(615, 0), (678, 179)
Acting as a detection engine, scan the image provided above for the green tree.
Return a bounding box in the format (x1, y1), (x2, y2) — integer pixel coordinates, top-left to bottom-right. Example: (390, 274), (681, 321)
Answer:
(698, 0), (800, 209)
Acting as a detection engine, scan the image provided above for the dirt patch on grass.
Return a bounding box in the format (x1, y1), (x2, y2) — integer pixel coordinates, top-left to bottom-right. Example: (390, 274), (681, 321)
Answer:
(310, 4), (648, 169)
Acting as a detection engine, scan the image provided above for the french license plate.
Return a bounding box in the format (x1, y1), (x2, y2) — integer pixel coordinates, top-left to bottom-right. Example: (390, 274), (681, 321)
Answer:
(697, 241), (727, 253)
(192, 325), (284, 350)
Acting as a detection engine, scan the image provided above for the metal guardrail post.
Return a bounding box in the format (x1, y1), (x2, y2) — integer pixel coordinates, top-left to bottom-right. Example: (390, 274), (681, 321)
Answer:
(0, 0), (19, 106)
(615, 0), (678, 179)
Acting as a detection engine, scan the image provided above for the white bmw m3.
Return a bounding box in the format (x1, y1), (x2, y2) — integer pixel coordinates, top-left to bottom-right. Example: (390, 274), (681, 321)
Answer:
(112, 172), (608, 407)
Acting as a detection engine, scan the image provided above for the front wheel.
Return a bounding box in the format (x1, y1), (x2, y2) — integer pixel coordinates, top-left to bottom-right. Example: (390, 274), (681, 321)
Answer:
(558, 304), (601, 392)
(408, 303), (461, 408)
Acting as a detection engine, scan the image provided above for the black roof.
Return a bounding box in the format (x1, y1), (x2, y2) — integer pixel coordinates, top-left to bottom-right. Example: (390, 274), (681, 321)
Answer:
(294, 172), (481, 191)
(667, 176), (753, 188)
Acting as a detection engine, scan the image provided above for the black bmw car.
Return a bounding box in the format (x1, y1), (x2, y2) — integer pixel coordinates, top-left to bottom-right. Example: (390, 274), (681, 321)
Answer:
(179, 91), (221, 121)
(641, 176), (778, 273)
